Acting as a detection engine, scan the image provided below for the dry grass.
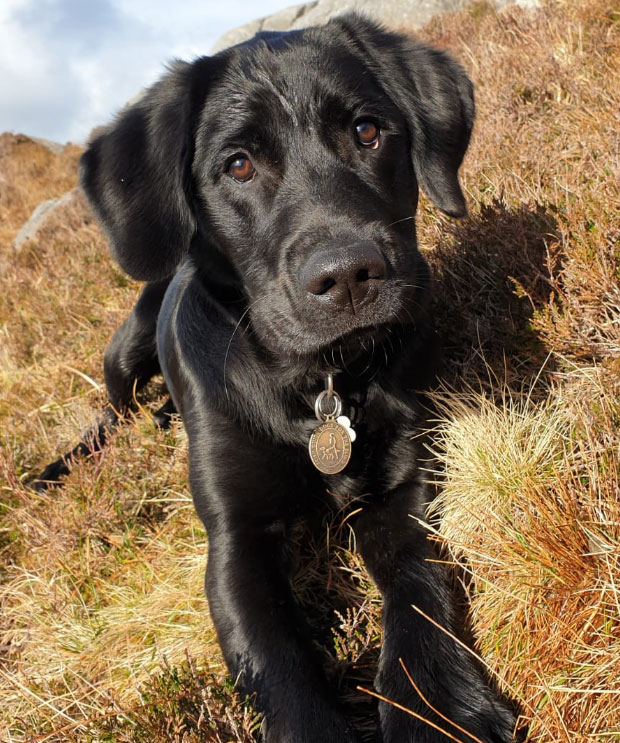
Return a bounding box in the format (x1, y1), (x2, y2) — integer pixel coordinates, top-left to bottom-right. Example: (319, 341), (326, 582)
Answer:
(0, 134), (82, 256)
(427, 367), (620, 741)
(417, 0), (620, 382)
(0, 0), (618, 740)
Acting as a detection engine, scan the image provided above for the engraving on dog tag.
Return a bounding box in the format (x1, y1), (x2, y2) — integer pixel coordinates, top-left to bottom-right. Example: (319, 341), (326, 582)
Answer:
(309, 419), (352, 475)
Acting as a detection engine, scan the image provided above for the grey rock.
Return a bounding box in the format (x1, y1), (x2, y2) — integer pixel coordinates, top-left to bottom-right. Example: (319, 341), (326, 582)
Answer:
(212, 0), (540, 52)
(213, 2), (317, 51)
(13, 189), (76, 252)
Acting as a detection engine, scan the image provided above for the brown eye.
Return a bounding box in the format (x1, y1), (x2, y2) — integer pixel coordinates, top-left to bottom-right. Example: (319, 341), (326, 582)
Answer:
(355, 120), (380, 149)
(227, 155), (255, 182)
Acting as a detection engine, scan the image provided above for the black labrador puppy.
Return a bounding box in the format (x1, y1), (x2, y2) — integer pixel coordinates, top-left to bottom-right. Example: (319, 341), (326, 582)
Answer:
(62, 13), (516, 743)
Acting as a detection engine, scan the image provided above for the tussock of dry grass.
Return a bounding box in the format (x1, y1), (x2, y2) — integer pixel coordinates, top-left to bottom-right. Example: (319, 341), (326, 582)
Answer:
(0, 0), (618, 740)
(427, 367), (620, 741)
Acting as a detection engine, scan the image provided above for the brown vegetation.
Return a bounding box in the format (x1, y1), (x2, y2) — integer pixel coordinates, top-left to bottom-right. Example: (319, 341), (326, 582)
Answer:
(420, 1), (620, 739)
(0, 0), (618, 740)
(0, 134), (82, 256)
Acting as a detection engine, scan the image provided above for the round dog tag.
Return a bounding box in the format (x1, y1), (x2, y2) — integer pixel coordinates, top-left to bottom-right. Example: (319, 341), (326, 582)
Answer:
(309, 419), (352, 475)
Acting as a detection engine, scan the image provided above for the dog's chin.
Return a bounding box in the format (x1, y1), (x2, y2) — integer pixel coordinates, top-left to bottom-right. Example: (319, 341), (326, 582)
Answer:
(249, 280), (431, 373)
(260, 319), (405, 377)
(314, 323), (394, 362)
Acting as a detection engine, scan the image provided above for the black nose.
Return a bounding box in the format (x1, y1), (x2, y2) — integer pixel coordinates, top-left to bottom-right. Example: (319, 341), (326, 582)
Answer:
(300, 243), (387, 314)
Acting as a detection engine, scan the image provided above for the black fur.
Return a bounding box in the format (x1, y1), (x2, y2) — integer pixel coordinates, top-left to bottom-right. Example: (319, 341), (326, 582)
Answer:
(61, 14), (516, 742)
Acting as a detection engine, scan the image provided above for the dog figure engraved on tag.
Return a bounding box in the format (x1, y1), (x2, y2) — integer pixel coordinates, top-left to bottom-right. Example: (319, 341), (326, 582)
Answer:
(309, 419), (352, 475)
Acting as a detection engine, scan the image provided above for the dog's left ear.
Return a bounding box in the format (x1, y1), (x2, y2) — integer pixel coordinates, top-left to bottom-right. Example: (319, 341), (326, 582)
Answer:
(80, 58), (216, 281)
(336, 15), (475, 218)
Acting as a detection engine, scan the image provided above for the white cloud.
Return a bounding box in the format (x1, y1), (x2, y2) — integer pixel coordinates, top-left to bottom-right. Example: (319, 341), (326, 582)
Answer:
(0, 0), (296, 143)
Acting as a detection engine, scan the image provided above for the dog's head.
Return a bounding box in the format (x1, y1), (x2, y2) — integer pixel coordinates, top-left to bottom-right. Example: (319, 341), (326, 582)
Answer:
(81, 15), (474, 361)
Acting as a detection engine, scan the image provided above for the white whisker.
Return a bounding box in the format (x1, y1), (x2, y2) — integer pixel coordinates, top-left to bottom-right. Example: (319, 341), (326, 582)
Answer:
(223, 297), (263, 397)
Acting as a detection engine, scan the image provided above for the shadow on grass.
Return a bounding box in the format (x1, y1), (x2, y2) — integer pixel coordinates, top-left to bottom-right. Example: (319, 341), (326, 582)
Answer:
(428, 198), (560, 392)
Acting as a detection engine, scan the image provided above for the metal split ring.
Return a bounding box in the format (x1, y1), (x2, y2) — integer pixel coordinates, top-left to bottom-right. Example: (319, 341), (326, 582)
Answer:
(314, 389), (342, 421)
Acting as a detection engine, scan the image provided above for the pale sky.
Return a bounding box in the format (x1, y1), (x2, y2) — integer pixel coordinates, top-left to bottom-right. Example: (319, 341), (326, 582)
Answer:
(0, 0), (296, 144)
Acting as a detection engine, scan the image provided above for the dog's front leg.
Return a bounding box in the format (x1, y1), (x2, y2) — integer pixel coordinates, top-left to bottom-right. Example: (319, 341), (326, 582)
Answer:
(205, 525), (359, 742)
(353, 484), (516, 743)
(187, 423), (359, 743)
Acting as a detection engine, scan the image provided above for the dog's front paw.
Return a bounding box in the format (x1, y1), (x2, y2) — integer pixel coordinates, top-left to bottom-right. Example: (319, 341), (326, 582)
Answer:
(375, 665), (517, 743)
(444, 697), (516, 743)
(379, 709), (515, 743)
(378, 695), (516, 743)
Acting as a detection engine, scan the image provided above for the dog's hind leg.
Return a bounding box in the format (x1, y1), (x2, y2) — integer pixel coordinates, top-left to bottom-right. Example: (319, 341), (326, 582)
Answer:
(31, 278), (174, 490)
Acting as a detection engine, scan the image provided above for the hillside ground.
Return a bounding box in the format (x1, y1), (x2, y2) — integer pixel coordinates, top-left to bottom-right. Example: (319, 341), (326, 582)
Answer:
(0, 0), (618, 741)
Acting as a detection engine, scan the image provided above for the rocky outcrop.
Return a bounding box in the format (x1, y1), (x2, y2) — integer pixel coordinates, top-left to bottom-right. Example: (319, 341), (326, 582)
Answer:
(0, 133), (82, 253)
(212, 0), (539, 52)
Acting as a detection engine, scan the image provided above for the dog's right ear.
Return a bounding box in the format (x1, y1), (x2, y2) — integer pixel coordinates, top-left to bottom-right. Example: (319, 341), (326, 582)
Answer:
(334, 15), (474, 219)
(80, 57), (214, 281)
